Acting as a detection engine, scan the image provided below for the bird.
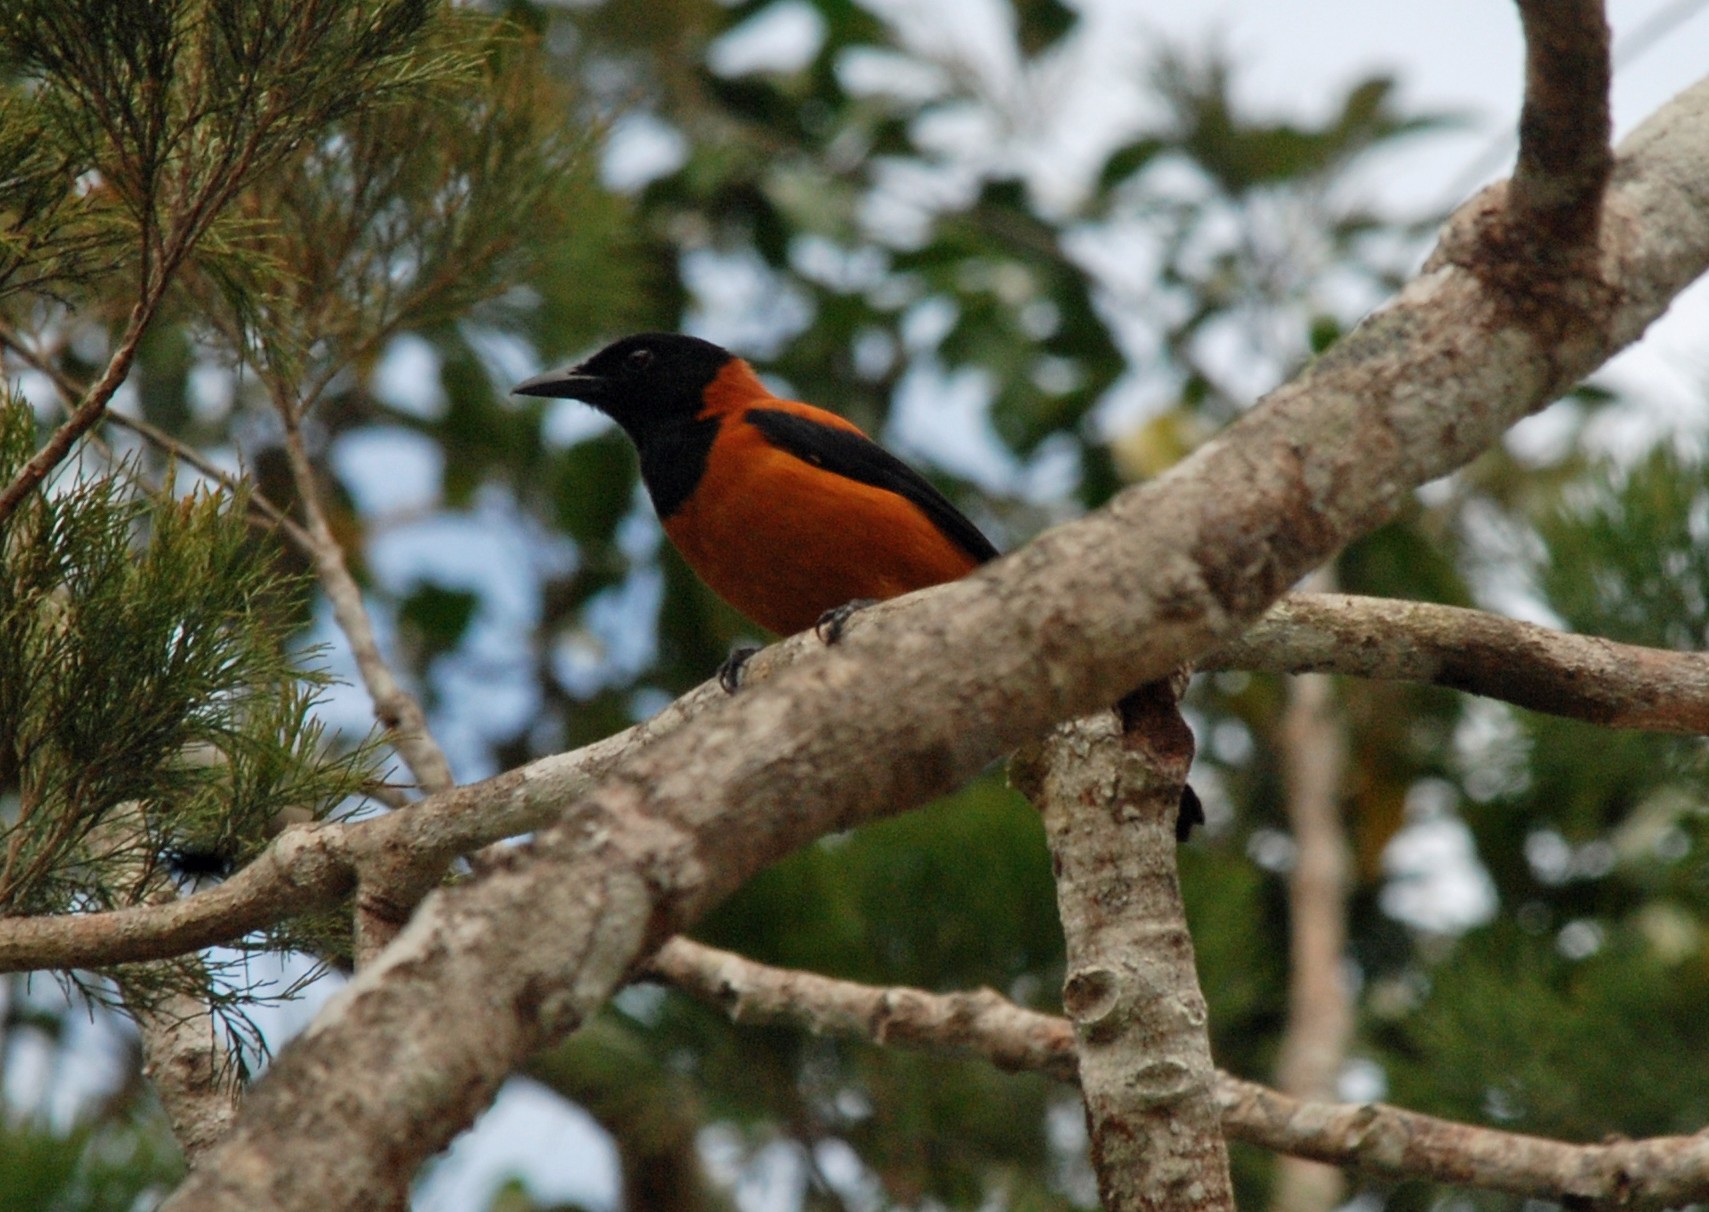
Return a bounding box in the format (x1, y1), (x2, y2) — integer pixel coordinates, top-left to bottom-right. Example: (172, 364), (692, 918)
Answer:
(513, 332), (997, 646)
(514, 333), (1203, 840)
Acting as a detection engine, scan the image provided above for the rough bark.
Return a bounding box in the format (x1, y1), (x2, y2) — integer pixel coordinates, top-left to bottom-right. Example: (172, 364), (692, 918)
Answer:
(1013, 685), (1231, 1212)
(1508, 0), (1612, 251)
(123, 975), (240, 1163)
(91, 805), (239, 1166)
(648, 937), (1080, 1083)
(6, 585), (1709, 980)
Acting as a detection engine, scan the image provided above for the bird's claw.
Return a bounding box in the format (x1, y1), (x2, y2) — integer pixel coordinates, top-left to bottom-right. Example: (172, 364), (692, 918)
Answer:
(717, 644), (762, 694)
(814, 598), (879, 645)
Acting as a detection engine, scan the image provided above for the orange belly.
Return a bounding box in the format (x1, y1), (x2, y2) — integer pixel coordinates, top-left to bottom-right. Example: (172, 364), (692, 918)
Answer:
(662, 419), (982, 635)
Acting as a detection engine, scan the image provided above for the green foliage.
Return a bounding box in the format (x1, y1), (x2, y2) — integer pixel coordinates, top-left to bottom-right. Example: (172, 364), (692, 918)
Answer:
(699, 773), (1061, 991)
(0, 1108), (182, 1212)
(1143, 57), (1447, 196)
(0, 394), (373, 920)
(651, 776), (1070, 1204)
(0, 88), (129, 302)
(185, 11), (606, 389)
(400, 581), (481, 659)
(1537, 444), (1709, 650)
(1383, 923), (1709, 1140)
(0, 0), (450, 301)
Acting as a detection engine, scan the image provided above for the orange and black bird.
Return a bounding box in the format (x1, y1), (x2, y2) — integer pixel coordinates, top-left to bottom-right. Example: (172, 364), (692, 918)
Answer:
(513, 332), (997, 644)
(515, 333), (1203, 839)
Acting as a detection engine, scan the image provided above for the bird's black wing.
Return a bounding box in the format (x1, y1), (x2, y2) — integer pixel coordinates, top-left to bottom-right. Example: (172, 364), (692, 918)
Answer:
(745, 408), (999, 564)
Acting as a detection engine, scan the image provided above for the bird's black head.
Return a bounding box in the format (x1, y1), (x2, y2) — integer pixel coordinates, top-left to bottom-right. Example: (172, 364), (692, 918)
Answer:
(512, 333), (735, 439)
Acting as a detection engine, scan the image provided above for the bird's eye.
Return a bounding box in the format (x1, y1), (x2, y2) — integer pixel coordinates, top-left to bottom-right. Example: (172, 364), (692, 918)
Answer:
(625, 348), (654, 373)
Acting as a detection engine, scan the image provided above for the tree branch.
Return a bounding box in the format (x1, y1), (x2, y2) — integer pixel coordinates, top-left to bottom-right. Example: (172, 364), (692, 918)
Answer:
(0, 298), (157, 525)
(1270, 656), (1353, 1212)
(1217, 1081), (1709, 1206)
(652, 938), (1709, 1205)
(92, 804), (239, 1165)
(1202, 593), (1709, 733)
(0, 652), (767, 975)
(1013, 688), (1231, 1211)
(1508, 0), (1613, 250)
(6, 580), (1709, 979)
(648, 937), (1080, 1082)
(122, 973), (240, 1164)
(274, 391), (455, 801)
(272, 384), (461, 962)
(1430, 2), (1615, 354)
(0, 821), (357, 974)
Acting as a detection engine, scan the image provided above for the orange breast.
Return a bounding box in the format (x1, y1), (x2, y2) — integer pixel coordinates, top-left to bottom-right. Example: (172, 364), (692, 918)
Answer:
(662, 409), (983, 635)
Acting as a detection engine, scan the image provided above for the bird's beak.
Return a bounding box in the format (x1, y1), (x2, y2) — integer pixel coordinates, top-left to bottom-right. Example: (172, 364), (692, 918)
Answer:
(512, 368), (606, 403)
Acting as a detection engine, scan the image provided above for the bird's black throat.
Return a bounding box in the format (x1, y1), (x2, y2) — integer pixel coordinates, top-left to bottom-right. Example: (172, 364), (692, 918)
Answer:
(634, 411), (723, 520)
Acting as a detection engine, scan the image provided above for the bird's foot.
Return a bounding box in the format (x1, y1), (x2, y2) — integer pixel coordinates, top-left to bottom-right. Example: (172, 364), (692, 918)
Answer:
(717, 644), (762, 694)
(814, 598), (880, 645)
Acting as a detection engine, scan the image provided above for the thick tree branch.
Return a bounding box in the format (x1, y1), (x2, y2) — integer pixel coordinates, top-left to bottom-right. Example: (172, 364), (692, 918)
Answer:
(0, 627), (841, 978)
(123, 972), (239, 1163)
(1014, 690), (1232, 1211)
(112, 74), (1709, 1208)
(1431, 3), (1615, 364)
(6, 580), (1709, 979)
(653, 938), (1709, 1205)
(1202, 593), (1709, 733)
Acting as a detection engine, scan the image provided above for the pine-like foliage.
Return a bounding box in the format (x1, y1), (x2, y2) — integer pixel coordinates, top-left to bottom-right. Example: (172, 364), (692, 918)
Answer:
(0, 395), (372, 923)
(0, 0), (446, 304)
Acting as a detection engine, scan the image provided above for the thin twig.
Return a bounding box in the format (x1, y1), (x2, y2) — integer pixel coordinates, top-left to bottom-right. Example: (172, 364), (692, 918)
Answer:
(0, 317), (310, 550)
(271, 386), (454, 796)
(0, 298), (156, 525)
